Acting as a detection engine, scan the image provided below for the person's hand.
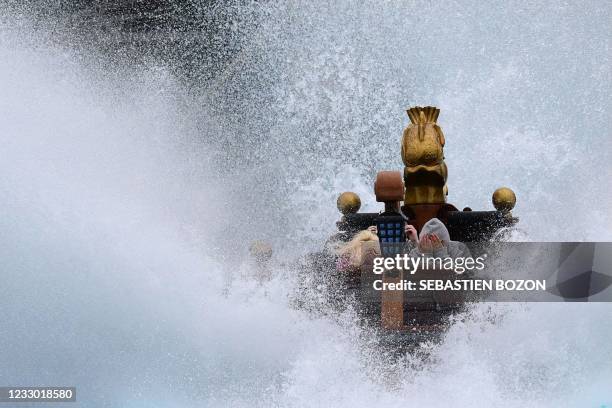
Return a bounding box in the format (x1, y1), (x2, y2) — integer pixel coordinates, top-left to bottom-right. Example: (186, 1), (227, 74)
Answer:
(419, 234), (443, 252)
(419, 235), (433, 252)
(429, 234), (444, 250)
(367, 225), (377, 234)
(404, 224), (418, 243)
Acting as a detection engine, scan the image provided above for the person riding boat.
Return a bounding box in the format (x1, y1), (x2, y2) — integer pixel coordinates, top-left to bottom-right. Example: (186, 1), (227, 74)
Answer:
(336, 223), (419, 275)
(411, 217), (470, 259)
(335, 230), (379, 273)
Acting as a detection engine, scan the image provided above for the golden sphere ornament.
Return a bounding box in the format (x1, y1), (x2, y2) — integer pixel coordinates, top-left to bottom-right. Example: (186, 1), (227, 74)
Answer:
(492, 187), (516, 212)
(336, 192), (361, 214)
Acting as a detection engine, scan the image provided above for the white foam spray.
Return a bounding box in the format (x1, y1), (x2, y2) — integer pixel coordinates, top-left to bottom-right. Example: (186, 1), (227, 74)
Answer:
(0, 2), (610, 407)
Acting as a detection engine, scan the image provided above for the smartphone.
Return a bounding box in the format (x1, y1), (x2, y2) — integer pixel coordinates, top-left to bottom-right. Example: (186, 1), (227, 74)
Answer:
(374, 214), (406, 256)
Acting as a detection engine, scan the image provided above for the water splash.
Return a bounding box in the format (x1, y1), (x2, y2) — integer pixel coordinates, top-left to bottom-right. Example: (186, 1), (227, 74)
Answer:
(0, 2), (611, 407)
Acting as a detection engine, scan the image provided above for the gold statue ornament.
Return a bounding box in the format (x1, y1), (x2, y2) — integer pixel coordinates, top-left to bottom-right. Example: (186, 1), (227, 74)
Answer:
(401, 106), (448, 204)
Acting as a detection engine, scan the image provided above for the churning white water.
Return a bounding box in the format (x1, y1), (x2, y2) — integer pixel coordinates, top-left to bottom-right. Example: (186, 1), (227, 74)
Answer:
(0, 2), (610, 407)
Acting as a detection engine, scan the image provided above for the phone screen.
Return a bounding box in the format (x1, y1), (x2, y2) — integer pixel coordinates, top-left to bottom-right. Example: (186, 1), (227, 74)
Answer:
(374, 214), (406, 256)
